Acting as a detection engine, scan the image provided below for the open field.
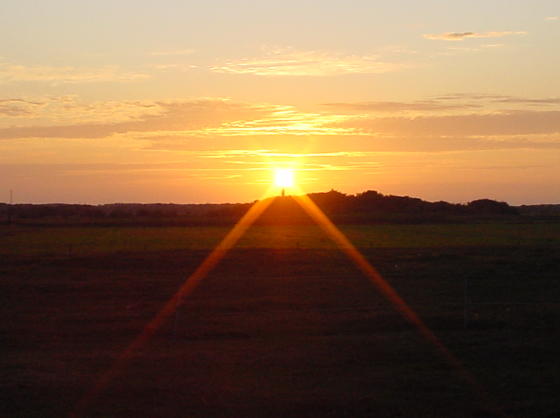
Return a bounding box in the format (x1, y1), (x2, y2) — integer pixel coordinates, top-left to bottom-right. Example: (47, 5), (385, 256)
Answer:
(1, 223), (559, 417)
(1, 223), (560, 256)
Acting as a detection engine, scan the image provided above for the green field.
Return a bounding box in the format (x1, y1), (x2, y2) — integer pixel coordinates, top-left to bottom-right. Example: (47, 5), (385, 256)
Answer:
(2, 223), (560, 257)
(1, 223), (559, 417)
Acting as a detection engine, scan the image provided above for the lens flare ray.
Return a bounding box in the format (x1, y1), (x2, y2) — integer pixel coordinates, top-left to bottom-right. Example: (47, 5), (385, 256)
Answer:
(70, 188), (276, 417)
(72, 184), (502, 417)
(292, 188), (503, 416)
(293, 191), (460, 364)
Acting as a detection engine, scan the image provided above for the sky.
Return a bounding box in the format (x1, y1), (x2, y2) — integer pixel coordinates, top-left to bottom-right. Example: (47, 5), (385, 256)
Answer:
(1, 0), (559, 205)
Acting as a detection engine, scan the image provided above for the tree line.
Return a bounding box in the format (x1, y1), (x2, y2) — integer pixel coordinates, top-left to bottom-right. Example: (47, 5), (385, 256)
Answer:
(0, 189), (546, 226)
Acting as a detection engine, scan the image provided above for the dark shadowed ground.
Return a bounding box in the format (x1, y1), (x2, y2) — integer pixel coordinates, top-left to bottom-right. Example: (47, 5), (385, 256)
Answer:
(1, 225), (559, 417)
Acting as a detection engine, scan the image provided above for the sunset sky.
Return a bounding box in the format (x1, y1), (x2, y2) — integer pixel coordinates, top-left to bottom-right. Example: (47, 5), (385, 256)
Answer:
(1, 0), (559, 204)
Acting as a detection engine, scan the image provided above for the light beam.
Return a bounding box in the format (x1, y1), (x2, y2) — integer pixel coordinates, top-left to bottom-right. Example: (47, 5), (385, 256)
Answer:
(70, 187), (276, 417)
(71, 185), (502, 418)
(291, 188), (503, 416)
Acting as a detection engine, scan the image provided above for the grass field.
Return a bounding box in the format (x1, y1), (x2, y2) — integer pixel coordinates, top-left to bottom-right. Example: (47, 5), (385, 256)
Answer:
(1, 223), (559, 417)
(2, 223), (559, 256)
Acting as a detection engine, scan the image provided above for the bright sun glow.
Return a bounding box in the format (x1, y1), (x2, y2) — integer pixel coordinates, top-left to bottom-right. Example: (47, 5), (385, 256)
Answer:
(274, 168), (295, 188)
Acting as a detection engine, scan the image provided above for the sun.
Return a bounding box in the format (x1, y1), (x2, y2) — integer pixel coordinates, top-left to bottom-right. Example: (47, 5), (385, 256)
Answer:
(274, 168), (295, 188)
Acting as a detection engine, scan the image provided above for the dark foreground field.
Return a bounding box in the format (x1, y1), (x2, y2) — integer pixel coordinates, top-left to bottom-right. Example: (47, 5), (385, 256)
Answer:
(1, 224), (559, 417)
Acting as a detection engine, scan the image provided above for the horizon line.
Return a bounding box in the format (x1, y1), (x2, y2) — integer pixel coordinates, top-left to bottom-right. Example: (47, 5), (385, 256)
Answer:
(1, 188), (558, 207)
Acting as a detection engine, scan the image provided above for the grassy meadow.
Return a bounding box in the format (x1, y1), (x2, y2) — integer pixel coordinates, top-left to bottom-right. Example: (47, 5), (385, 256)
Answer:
(2, 222), (560, 257)
(1, 222), (559, 417)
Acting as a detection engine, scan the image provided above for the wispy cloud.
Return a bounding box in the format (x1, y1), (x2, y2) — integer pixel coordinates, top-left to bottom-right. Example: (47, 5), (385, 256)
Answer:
(332, 110), (560, 137)
(322, 100), (480, 113)
(326, 95), (560, 115)
(0, 98), (272, 139)
(201, 105), (354, 136)
(0, 61), (150, 84)
(2, 95), (560, 154)
(423, 31), (527, 41)
(202, 150), (369, 159)
(545, 16), (559, 21)
(0, 99), (44, 117)
(432, 93), (560, 106)
(210, 47), (404, 76)
(0, 96), (162, 124)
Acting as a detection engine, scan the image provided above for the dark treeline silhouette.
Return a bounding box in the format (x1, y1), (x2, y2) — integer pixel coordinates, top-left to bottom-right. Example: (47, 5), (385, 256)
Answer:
(256, 190), (519, 225)
(1, 189), (553, 226)
(0, 202), (251, 226)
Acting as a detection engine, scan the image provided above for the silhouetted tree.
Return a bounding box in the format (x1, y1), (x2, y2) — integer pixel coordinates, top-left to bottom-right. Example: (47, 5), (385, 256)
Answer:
(467, 199), (518, 215)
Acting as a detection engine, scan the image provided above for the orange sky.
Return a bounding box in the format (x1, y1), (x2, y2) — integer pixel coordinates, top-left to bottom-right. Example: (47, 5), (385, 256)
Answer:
(1, 1), (559, 204)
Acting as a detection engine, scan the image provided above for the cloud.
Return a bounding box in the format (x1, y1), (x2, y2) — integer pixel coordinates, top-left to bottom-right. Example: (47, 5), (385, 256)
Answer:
(2, 95), (560, 154)
(0, 62), (150, 84)
(0, 96), (162, 124)
(142, 132), (560, 154)
(326, 95), (560, 115)
(488, 97), (560, 105)
(0, 99), (44, 117)
(332, 110), (560, 137)
(210, 47), (404, 76)
(201, 105), (353, 136)
(0, 98), (274, 139)
(322, 100), (480, 113)
(423, 31), (527, 41)
(202, 150), (369, 159)
(545, 16), (559, 21)
(432, 93), (560, 106)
